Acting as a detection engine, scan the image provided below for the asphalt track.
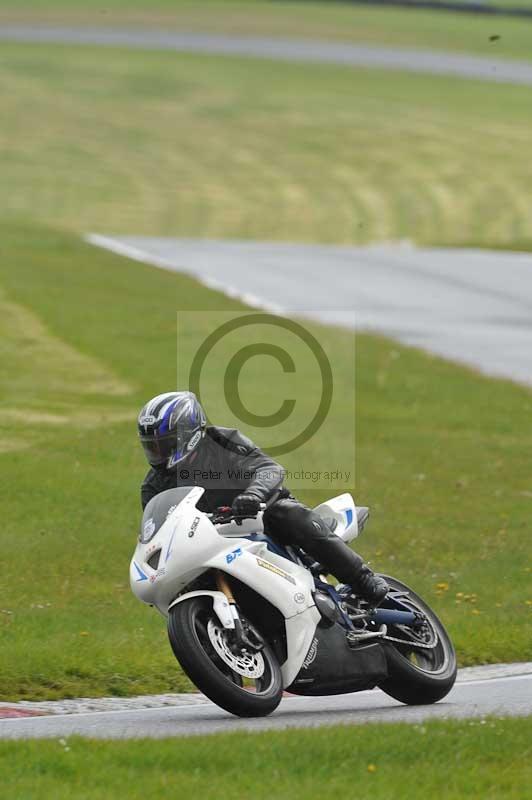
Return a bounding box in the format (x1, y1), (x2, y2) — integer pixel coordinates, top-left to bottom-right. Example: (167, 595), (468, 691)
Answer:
(88, 236), (532, 386)
(0, 666), (531, 739)
(3, 26), (532, 85)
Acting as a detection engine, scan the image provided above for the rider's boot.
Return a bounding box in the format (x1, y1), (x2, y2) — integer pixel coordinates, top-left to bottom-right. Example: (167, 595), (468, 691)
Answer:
(348, 563), (389, 606)
(330, 541), (388, 605)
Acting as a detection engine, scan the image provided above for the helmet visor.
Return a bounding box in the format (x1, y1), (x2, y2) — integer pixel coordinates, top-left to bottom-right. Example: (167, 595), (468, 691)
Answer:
(139, 425), (200, 468)
(139, 433), (176, 467)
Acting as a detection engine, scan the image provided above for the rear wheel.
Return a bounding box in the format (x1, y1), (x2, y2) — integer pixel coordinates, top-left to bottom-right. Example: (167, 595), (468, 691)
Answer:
(377, 575), (457, 705)
(168, 596), (283, 717)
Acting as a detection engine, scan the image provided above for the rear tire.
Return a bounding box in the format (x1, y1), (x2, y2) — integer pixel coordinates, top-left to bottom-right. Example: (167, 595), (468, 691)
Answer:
(168, 596), (283, 718)
(378, 575), (457, 705)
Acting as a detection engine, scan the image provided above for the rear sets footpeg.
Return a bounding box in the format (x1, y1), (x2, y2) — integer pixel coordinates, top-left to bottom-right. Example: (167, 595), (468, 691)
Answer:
(346, 624), (387, 646)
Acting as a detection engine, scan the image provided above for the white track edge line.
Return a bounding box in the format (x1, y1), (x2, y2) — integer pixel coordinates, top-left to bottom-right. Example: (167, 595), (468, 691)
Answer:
(85, 234), (286, 316)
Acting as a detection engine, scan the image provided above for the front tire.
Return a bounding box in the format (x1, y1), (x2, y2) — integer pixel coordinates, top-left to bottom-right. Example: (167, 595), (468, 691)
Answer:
(378, 575), (457, 705)
(168, 596), (283, 718)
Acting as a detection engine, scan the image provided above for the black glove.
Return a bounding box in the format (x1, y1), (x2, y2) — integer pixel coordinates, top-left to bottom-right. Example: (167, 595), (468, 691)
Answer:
(232, 493), (261, 517)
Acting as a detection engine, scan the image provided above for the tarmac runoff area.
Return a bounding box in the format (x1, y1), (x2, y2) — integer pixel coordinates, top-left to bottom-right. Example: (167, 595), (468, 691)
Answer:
(88, 236), (532, 387)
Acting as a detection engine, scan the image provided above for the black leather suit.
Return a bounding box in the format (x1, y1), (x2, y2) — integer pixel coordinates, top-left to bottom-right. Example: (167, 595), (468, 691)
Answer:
(141, 425), (369, 587)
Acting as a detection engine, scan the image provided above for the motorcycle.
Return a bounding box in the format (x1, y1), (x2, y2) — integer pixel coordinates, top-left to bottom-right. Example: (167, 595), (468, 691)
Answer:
(130, 486), (456, 717)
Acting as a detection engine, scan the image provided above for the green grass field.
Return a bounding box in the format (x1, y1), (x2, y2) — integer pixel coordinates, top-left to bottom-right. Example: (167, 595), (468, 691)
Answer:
(0, 222), (530, 700)
(0, 13), (530, 700)
(2, 718), (531, 800)
(1, 0), (532, 61)
(1, 43), (532, 249)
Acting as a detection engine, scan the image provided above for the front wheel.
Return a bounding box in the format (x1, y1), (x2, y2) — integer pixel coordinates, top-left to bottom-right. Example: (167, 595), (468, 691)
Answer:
(378, 575), (457, 705)
(168, 596), (283, 717)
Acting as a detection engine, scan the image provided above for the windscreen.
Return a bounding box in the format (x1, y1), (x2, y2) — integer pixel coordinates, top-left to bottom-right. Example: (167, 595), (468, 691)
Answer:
(139, 487), (196, 543)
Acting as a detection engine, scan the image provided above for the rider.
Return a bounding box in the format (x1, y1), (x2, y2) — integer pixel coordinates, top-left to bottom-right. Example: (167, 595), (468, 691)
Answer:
(138, 391), (388, 605)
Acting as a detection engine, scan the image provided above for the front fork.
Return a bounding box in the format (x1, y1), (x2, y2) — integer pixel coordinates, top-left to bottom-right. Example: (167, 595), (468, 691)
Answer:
(215, 570), (264, 653)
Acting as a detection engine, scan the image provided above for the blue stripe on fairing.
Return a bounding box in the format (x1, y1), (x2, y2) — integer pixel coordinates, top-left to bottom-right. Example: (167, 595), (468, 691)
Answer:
(345, 508), (353, 526)
(165, 530), (176, 563)
(133, 562), (148, 582)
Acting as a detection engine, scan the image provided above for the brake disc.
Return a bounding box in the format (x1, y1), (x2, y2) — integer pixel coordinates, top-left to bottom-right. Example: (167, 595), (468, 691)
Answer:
(207, 619), (265, 679)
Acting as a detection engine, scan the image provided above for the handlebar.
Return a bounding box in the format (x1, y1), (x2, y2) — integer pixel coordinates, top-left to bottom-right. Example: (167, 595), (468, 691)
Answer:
(208, 503), (266, 526)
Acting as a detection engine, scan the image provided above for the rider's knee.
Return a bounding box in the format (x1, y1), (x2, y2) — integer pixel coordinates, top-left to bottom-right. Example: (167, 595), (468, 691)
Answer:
(265, 499), (327, 546)
(264, 498), (305, 543)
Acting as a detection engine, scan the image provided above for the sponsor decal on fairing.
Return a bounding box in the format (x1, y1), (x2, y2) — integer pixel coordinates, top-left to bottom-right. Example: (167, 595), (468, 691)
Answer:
(302, 637), (319, 669)
(226, 547), (243, 564)
(256, 557), (296, 585)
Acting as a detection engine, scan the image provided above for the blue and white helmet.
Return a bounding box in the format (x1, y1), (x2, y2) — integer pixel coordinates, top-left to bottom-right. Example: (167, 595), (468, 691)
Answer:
(137, 391), (206, 469)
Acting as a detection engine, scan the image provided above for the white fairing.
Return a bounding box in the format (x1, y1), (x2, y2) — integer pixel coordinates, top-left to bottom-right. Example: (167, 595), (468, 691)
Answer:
(130, 488), (358, 687)
(313, 493), (358, 542)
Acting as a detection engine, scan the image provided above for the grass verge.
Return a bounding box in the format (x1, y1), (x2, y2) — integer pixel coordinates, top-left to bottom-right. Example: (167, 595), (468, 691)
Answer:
(0, 222), (530, 700)
(2, 43), (532, 248)
(2, 717), (531, 800)
(1, 1), (532, 62)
